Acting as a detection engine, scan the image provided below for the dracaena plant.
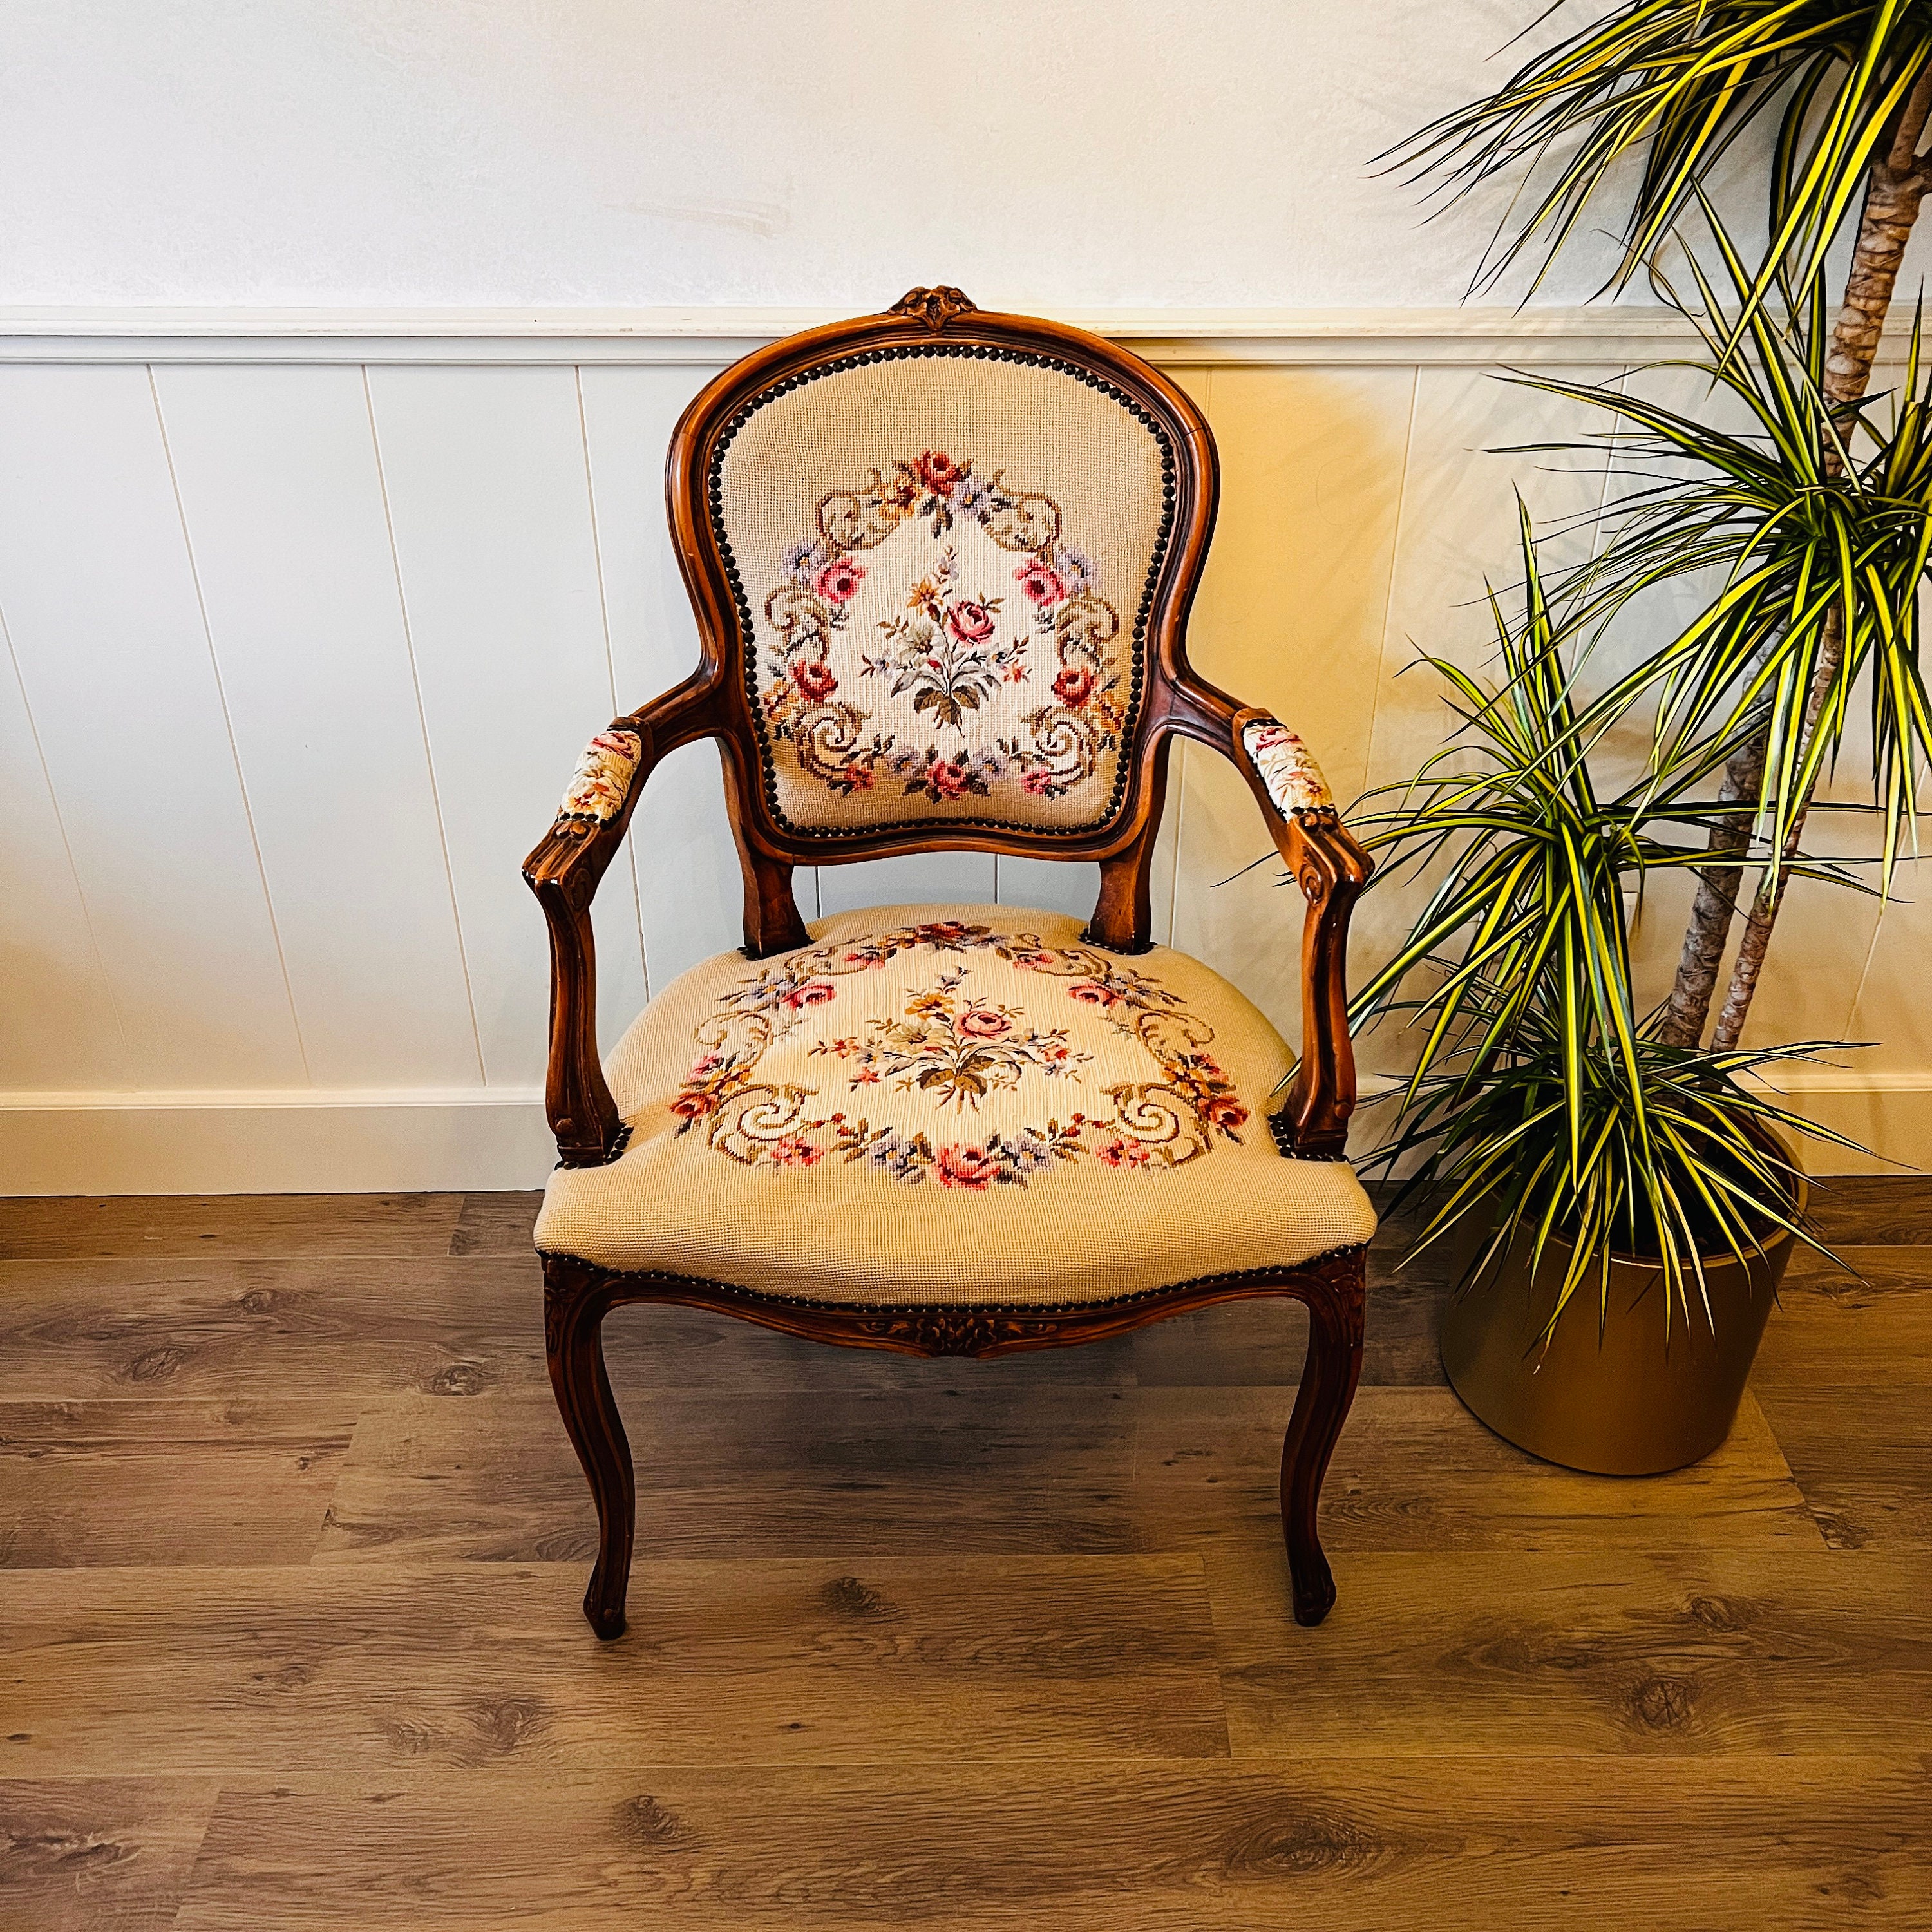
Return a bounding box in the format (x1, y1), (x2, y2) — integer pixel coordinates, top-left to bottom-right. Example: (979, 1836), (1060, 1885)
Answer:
(1350, 517), (1859, 1326)
(1388, 0), (1932, 1055)
(1332, 1), (1932, 1303)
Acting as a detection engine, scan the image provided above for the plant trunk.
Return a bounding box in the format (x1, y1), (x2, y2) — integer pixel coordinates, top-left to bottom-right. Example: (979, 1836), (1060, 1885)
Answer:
(1660, 64), (1932, 1050)
(1655, 726), (1765, 1046)
(1710, 603), (1844, 1050)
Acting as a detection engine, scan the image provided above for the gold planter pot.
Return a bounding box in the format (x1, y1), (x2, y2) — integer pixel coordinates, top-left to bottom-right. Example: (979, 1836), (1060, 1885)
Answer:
(1439, 1166), (1807, 1476)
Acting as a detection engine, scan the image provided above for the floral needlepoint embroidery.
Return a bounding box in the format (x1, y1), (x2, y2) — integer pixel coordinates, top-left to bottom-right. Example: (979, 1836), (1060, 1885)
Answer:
(663, 923), (1251, 1189)
(558, 728), (643, 824)
(1241, 715), (1333, 816)
(755, 451), (1129, 808)
(811, 965), (1090, 1110)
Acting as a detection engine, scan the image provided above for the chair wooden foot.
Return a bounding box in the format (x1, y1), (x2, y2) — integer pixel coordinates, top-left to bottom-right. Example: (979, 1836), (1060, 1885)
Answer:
(1278, 1258), (1366, 1626)
(543, 1256), (635, 1641)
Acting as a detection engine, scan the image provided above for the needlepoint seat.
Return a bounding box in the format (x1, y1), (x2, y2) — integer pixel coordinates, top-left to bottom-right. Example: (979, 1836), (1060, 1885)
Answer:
(536, 902), (1377, 1301)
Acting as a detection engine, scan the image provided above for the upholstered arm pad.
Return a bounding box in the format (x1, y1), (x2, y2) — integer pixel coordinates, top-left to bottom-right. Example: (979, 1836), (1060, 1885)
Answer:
(1239, 714), (1334, 817)
(558, 729), (645, 825)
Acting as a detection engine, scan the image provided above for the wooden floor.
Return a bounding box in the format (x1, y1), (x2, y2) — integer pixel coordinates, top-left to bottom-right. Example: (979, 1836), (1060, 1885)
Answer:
(1, 1184), (1928, 1930)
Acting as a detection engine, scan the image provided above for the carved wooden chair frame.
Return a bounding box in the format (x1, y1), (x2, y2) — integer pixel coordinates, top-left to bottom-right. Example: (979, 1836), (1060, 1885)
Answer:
(525, 287), (1374, 1638)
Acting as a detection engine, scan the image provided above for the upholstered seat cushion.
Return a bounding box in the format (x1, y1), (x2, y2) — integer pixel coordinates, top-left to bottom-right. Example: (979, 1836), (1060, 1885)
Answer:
(535, 904), (1376, 1305)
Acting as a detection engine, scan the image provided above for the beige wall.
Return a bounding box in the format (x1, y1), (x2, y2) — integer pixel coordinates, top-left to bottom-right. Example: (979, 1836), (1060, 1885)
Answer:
(0, 311), (1916, 1187)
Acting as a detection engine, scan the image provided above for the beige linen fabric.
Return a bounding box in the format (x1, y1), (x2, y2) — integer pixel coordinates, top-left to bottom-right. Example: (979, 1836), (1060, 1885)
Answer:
(536, 904), (1377, 1304)
(717, 352), (1168, 836)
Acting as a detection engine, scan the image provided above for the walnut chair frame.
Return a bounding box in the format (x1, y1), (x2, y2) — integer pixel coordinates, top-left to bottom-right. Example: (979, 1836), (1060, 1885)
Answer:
(526, 287), (1374, 1639)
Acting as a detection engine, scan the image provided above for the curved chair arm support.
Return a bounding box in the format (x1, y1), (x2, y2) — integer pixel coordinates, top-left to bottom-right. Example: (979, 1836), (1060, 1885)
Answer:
(1230, 706), (1372, 1160)
(1159, 674), (1372, 1160)
(524, 680), (717, 1167)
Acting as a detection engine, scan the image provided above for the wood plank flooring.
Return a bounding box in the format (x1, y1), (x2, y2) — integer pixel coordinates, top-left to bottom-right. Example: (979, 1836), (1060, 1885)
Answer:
(1, 1182), (1928, 1928)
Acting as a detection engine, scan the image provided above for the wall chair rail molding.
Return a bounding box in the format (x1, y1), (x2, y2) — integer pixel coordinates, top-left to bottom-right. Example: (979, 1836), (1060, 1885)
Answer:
(0, 305), (1714, 366)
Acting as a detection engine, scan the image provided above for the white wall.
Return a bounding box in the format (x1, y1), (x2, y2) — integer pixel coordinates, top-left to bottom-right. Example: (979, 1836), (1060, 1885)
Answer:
(0, 3), (1922, 1186)
(1, 0), (1625, 309)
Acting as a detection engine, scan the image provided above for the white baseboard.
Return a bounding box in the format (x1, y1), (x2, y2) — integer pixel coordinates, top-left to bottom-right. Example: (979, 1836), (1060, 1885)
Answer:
(0, 1074), (1920, 1197)
(0, 1088), (554, 1195)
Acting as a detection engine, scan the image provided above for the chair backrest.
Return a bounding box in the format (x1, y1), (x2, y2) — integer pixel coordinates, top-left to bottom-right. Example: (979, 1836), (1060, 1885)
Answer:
(664, 286), (1231, 955)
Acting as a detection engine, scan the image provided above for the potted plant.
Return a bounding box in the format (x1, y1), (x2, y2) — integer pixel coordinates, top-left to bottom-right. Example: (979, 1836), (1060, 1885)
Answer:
(1351, 509), (1857, 1470)
(1350, 2), (1932, 1470)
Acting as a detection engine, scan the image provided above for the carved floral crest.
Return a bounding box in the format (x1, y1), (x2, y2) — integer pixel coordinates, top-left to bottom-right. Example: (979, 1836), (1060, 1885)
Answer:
(889, 286), (978, 332)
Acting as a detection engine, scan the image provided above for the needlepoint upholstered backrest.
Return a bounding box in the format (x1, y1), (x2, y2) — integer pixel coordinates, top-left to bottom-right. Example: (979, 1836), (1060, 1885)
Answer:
(714, 345), (1172, 836)
(668, 290), (1220, 918)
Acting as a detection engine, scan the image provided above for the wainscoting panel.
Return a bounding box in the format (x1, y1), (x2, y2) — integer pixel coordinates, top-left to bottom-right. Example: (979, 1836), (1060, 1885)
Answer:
(1171, 363), (1417, 1043)
(0, 308), (1922, 1186)
(0, 364), (307, 1092)
(0, 622), (129, 1092)
(154, 363), (483, 1088)
(365, 364), (649, 1082)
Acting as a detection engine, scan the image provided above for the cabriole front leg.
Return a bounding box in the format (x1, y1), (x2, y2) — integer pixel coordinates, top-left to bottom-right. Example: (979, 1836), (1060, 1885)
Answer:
(1278, 1258), (1367, 1626)
(542, 1256), (636, 1639)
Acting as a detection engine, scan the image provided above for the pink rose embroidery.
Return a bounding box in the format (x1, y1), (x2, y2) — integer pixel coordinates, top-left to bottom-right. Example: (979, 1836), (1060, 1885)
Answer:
(934, 1143), (998, 1189)
(815, 559), (865, 602)
(770, 1135), (824, 1168)
(1016, 560), (1067, 606)
(957, 1008), (1010, 1039)
(781, 980), (837, 1010)
(1068, 980), (1121, 1007)
(1097, 1137), (1152, 1168)
(1021, 769), (1055, 796)
(946, 600), (996, 644)
(928, 759), (968, 799)
(668, 1090), (715, 1120)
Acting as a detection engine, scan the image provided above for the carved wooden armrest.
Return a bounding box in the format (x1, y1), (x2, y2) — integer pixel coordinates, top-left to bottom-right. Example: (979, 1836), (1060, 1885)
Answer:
(1234, 708), (1372, 1161)
(523, 689), (712, 1168)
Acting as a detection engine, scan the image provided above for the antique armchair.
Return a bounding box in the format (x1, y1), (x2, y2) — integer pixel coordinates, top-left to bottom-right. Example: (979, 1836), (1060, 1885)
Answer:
(526, 287), (1376, 1640)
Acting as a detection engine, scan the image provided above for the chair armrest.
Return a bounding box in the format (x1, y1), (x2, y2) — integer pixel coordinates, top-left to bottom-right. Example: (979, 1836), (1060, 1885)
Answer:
(1233, 708), (1373, 1161)
(523, 687), (712, 1168)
